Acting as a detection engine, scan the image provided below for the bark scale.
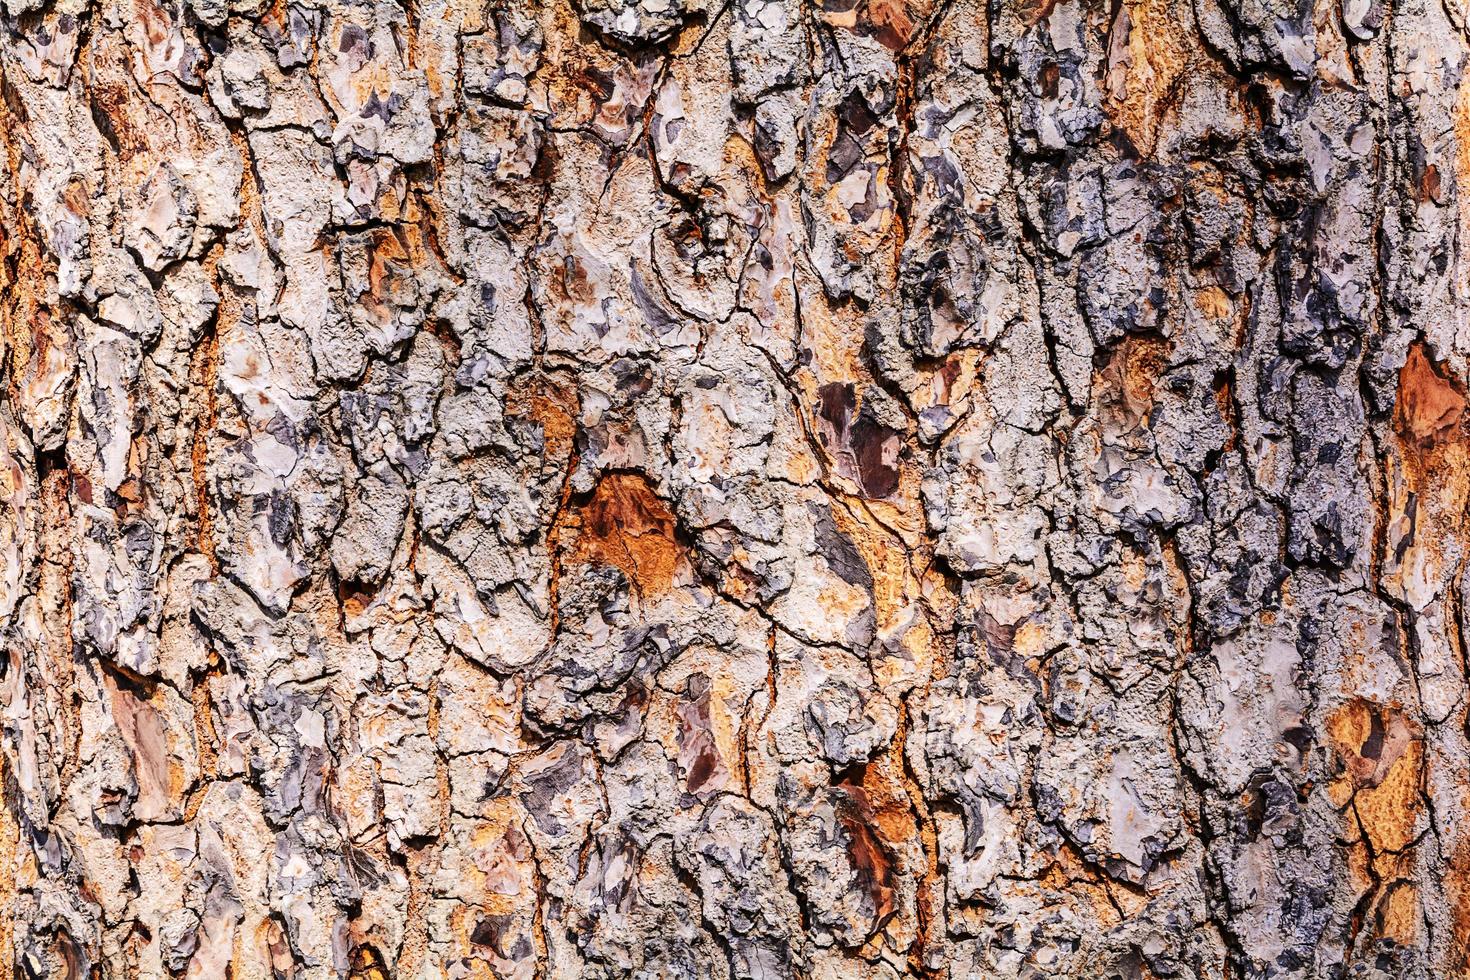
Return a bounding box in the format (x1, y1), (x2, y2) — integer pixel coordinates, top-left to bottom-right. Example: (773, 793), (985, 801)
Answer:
(0, 0), (1467, 977)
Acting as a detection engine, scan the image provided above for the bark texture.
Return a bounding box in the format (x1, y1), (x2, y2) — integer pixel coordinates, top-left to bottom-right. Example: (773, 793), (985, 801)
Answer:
(1, 0), (1469, 976)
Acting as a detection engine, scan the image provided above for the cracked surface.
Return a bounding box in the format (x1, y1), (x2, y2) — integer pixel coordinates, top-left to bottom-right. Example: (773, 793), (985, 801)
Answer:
(1, 0), (1469, 976)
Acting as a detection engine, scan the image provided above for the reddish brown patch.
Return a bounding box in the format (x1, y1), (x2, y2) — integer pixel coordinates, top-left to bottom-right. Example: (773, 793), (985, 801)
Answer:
(186, 661), (223, 819)
(507, 378), (577, 466)
(1387, 345), (1470, 648)
(834, 782), (897, 927)
(83, 37), (153, 161)
(1038, 62), (1061, 98)
(338, 578), (378, 619)
(363, 229), (413, 323)
(0, 754), (16, 968)
(1212, 371), (1238, 454)
(1099, 334), (1171, 427)
(60, 177), (89, 216)
(1020, 0), (1061, 25)
(1419, 164), (1444, 204)
(262, 918), (294, 974)
(675, 674), (727, 796)
(865, 0), (915, 49)
(566, 474), (682, 596)
(1395, 344), (1466, 445)
(0, 93), (56, 414)
(815, 382), (902, 499)
(106, 675), (171, 818)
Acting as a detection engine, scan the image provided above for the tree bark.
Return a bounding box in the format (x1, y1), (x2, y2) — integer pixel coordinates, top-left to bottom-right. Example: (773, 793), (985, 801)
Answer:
(0, 0), (1467, 976)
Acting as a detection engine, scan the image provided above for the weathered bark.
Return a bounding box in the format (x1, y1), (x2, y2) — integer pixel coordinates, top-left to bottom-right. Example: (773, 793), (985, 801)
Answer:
(0, 0), (1467, 976)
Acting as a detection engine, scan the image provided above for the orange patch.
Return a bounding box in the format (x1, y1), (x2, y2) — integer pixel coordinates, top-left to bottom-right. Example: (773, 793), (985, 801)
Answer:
(1455, 77), (1470, 193)
(190, 302), (219, 568)
(1448, 840), (1470, 976)
(1326, 700), (1424, 854)
(1374, 879), (1421, 946)
(0, 755), (16, 969)
(1103, 0), (1194, 155)
(1388, 344), (1470, 574)
(866, 0), (916, 49)
(364, 229), (411, 318)
(348, 945), (390, 980)
(1195, 285), (1233, 320)
(1356, 738), (1424, 854)
(1327, 699), (1415, 786)
(507, 379), (578, 466)
(1099, 334), (1171, 427)
(566, 475), (683, 596)
(1395, 343), (1466, 445)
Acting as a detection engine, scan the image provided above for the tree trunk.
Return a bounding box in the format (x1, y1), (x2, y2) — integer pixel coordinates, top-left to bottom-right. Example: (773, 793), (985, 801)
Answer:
(0, 0), (1466, 976)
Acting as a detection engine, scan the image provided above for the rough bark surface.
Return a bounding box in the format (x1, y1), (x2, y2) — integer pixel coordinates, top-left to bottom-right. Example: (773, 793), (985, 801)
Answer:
(0, 0), (1468, 976)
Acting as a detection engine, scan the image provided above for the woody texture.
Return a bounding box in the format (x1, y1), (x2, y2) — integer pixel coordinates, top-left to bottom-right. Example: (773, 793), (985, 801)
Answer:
(0, 0), (1467, 977)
